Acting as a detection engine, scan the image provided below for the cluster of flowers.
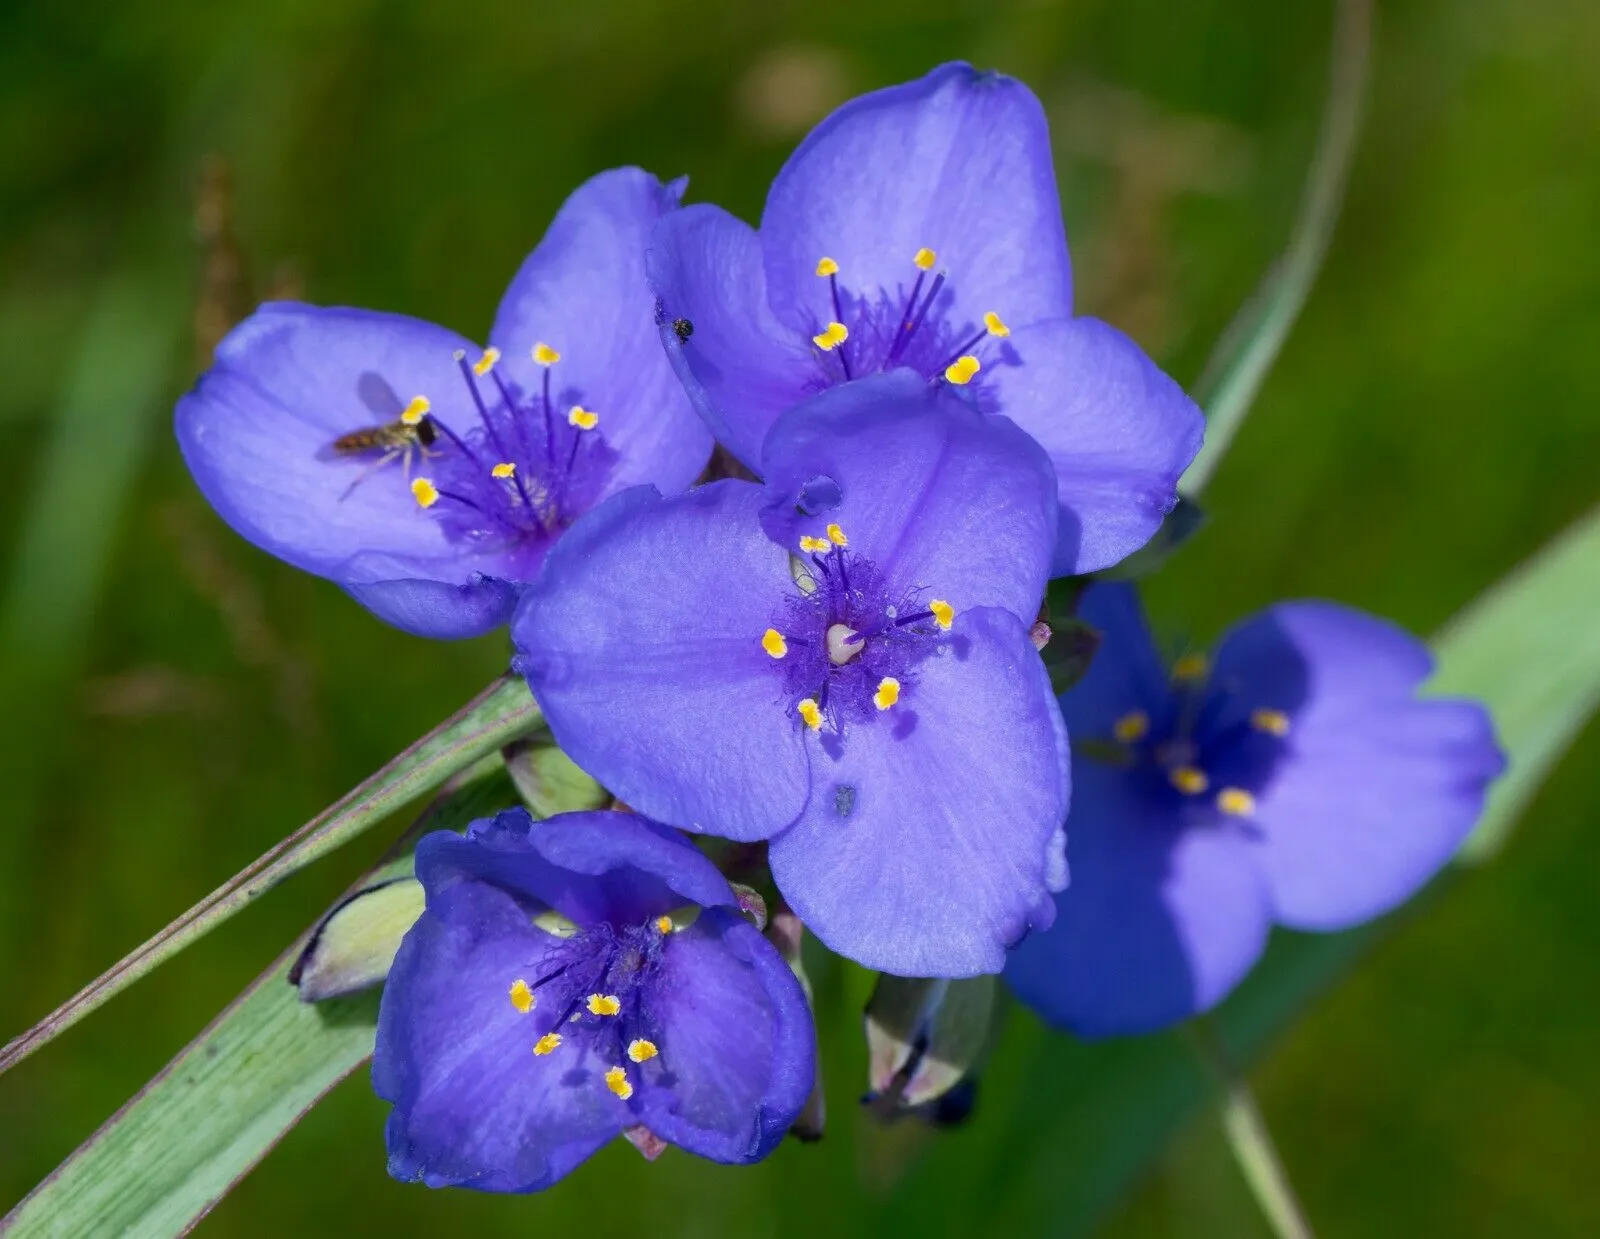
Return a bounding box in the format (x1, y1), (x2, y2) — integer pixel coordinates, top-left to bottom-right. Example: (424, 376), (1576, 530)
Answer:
(177, 64), (1503, 1192)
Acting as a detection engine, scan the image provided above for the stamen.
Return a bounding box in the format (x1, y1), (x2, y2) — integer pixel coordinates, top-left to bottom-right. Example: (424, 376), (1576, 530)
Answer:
(873, 677), (901, 710)
(411, 478), (439, 509)
(492, 462), (516, 479)
(473, 347), (501, 377)
(533, 1032), (562, 1056)
(1113, 711), (1150, 744)
(887, 271), (947, 366)
(983, 311), (1010, 338)
(1250, 708), (1291, 737)
(532, 342), (561, 366)
(1169, 766), (1209, 795)
(826, 522), (848, 547)
(762, 628), (789, 659)
(815, 256), (839, 277)
(401, 395), (431, 426)
(655, 915), (673, 934)
(799, 535), (831, 553)
(812, 321), (850, 351)
(509, 979), (535, 1013)
(797, 698), (823, 731)
(944, 355), (981, 385)
(827, 623), (863, 666)
(913, 247), (937, 270)
(627, 1039), (659, 1063)
(1172, 652), (1209, 681)
(568, 405), (600, 431)
(604, 1066), (634, 1100)
(586, 994), (621, 1017)
(930, 599), (954, 630)
(1217, 787), (1257, 816)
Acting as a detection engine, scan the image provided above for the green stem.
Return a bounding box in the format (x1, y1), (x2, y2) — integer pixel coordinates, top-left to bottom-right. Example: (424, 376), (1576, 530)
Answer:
(1186, 1019), (1317, 1239)
(1181, 0), (1374, 497)
(0, 674), (539, 1077)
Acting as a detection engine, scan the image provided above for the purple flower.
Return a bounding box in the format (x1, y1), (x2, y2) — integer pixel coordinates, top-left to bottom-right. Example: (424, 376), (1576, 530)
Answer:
(513, 373), (1069, 978)
(1004, 583), (1505, 1037)
(648, 62), (1203, 577)
(176, 168), (712, 640)
(374, 807), (815, 1192)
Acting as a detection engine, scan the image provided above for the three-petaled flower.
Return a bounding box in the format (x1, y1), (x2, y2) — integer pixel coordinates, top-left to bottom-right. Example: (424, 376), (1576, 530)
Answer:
(375, 807), (815, 1191)
(1004, 583), (1505, 1036)
(649, 61), (1204, 577)
(177, 168), (711, 639)
(513, 373), (1069, 978)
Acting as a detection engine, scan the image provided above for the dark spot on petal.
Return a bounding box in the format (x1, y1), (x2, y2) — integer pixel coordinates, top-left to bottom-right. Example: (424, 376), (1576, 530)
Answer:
(833, 783), (857, 818)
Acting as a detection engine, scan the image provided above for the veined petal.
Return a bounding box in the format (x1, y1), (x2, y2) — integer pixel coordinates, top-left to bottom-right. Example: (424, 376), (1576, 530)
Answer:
(759, 373), (1057, 622)
(761, 62), (1072, 338)
(647, 203), (819, 472)
(513, 482), (810, 841)
(984, 317), (1204, 576)
(490, 168), (712, 496)
(1212, 603), (1505, 929)
(1003, 760), (1272, 1037)
(633, 907), (815, 1162)
(768, 607), (1068, 977)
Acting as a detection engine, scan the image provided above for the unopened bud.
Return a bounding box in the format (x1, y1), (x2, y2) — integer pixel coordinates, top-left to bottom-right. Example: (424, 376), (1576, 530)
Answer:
(863, 974), (996, 1117)
(768, 905), (825, 1141)
(290, 878), (425, 1002)
(729, 883), (768, 931)
(502, 739), (607, 818)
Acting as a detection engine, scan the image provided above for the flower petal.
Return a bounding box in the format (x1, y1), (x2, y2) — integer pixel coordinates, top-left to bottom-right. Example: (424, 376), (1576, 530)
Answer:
(761, 63), (1072, 339)
(768, 607), (1067, 977)
(1004, 759), (1273, 1037)
(1211, 603), (1505, 929)
(513, 481), (811, 842)
(647, 203), (820, 471)
(1060, 582), (1184, 740)
(984, 317), (1204, 576)
(633, 907), (815, 1162)
(490, 167), (712, 496)
(759, 373), (1056, 622)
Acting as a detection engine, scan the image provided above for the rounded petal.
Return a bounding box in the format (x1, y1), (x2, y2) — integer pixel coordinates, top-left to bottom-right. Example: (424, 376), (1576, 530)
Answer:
(1004, 761), (1273, 1038)
(513, 481), (810, 842)
(633, 907), (816, 1162)
(761, 63), (1072, 337)
(374, 868), (620, 1192)
(490, 168), (712, 496)
(1211, 603), (1505, 930)
(768, 607), (1068, 977)
(984, 317), (1204, 576)
(647, 203), (819, 471)
(339, 564), (521, 640)
(759, 373), (1056, 621)
(1058, 582), (1178, 739)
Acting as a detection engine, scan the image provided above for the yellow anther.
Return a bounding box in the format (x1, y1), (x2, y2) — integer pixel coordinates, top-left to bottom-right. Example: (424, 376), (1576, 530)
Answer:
(533, 1032), (562, 1056)
(762, 628), (789, 659)
(627, 1039), (659, 1063)
(816, 256), (840, 277)
(532, 342), (561, 365)
(655, 915), (673, 934)
(930, 599), (955, 630)
(1217, 787), (1257, 817)
(492, 462), (516, 479)
(983, 311), (1011, 338)
(604, 1066), (634, 1100)
(799, 535), (831, 553)
(1113, 710), (1150, 744)
(401, 395), (431, 426)
(873, 677), (901, 711)
(473, 346), (501, 376)
(944, 355), (981, 385)
(826, 523), (848, 546)
(1170, 765), (1209, 795)
(812, 321), (850, 351)
(797, 698), (823, 731)
(1251, 708), (1291, 737)
(1172, 652), (1209, 681)
(914, 247), (937, 270)
(509, 979), (536, 1013)
(568, 405), (600, 430)
(587, 994), (621, 1017)
(411, 478), (439, 509)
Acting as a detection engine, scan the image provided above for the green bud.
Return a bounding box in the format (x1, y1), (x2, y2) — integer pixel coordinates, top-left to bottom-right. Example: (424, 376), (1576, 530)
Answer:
(502, 738), (607, 818)
(863, 974), (996, 1116)
(290, 878), (425, 1003)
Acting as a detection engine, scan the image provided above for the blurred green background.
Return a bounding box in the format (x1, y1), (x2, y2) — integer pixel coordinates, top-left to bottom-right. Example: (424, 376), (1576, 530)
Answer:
(1, 0), (1596, 1234)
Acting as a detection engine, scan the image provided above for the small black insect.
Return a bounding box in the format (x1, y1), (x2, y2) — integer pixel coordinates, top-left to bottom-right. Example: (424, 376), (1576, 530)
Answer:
(672, 317), (694, 342)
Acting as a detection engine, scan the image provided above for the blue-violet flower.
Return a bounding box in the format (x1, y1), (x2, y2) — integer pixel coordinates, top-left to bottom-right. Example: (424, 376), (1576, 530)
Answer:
(648, 62), (1203, 577)
(375, 807), (815, 1191)
(513, 373), (1069, 978)
(177, 168), (712, 639)
(1004, 583), (1505, 1037)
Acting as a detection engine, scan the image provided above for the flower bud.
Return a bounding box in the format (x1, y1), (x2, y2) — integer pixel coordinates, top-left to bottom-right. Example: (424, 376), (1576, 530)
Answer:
(863, 974), (996, 1116)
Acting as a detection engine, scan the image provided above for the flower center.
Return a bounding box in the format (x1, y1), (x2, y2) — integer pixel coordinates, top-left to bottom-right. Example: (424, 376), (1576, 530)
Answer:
(804, 249), (1011, 391)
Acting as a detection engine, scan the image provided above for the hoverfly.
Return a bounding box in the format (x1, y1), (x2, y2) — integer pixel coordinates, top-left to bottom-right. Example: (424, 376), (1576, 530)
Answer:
(326, 407), (441, 501)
